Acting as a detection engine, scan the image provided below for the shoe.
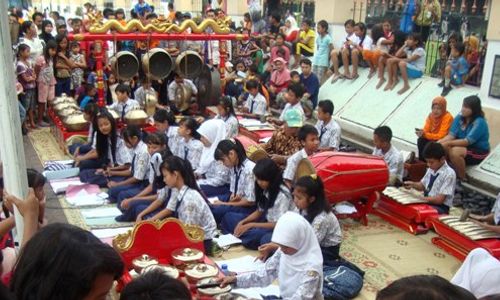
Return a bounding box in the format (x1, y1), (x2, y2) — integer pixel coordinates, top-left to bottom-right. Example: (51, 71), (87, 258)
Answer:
(438, 80), (445, 87)
(38, 121), (50, 127)
(115, 214), (130, 222)
(441, 85), (452, 96)
(21, 127), (28, 136)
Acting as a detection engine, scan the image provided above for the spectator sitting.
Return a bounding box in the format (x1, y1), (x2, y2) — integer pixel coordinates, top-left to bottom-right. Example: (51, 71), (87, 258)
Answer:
(268, 57), (290, 97)
(270, 33), (291, 65)
(292, 19), (315, 69)
(330, 19), (359, 83)
(439, 42), (469, 97)
(299, 58), (320, 109)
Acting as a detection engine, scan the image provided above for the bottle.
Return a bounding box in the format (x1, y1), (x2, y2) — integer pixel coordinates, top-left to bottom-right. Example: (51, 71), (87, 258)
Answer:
(221, 264), (230, 276)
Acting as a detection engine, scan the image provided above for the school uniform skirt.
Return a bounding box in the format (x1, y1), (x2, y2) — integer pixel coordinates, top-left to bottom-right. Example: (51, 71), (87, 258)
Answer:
(210, 194), (255, 225)
(220, 213), (273, 250)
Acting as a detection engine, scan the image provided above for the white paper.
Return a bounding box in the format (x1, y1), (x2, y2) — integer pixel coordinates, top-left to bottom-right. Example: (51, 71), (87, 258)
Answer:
(214, 234), (242, 247)
(334, 202), (358, 214)
(215, 255), (265, 274)
(66, 194), (107, 206)
(239, 118), (268, 127)
(49, 177), (84, 193)
(207, 197), (219, 204)
(232, 285), (281, 299)
(259, 136), (272, 143)
(81, 207), (122, 219)
(91, 227), (133, 239)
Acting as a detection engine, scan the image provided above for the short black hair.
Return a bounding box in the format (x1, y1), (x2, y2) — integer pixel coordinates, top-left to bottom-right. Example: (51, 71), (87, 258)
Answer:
(245, 79), (259, 90)
(71, 18), (82, 25)
(115, 8), (125, 16)
(290, 70), (300, 77)
(318, 100), (334, 115)
(288, 83), (305, 99)
(153, 109), (177, 125)
(302, 19), (313, 27)
(271, 14), (281, 23)
(168, 3), (174, 9)
(146, 13), (158, 20)
(298, 125), (319, 141)
(145, 132), (167, 146)
(115, 84), (131, 95)
(453, 42), (466, 56)
(32, 12), (43, 21)
(423, 142), (446, 160)
(344, 19), (355, 27)
(374, 126), (392, 143)
(248, 64), (258, 74)
(300, 58), (312, 66)
(317, 20), (329, 32)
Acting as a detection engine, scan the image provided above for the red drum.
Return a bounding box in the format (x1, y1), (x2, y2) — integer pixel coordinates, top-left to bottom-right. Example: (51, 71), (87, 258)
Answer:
(310, 152), (389, 225)
(236, 134), (259, 150)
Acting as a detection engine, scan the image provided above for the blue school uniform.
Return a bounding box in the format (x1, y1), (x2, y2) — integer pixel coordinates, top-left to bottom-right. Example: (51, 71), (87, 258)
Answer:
(110, 141), (150, 203)
(221, 184), (292, 249)
(198, 160), (231, 198)
(211, 158), (256, 224)
(118, 187), (172, 222)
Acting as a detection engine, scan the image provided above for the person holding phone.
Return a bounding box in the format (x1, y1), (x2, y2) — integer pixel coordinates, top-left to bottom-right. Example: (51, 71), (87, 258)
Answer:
(416, 96), (453, 161)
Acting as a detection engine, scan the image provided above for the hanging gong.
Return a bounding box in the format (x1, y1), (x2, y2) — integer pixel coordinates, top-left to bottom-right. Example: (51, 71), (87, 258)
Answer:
(174, 84), (193, 112)
(175, 50), (204, 79)
(142, 48), (174, 80)
(196, 65), (221, 109)
(110, 51), (139, 81)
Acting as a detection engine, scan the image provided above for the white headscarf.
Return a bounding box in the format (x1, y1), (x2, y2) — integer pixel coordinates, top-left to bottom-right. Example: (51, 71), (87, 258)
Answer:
(196, 119), (227, 175)
(285, 16), (299, 35)
(272, 212), (323, 298)
(451, 247), (500, 298)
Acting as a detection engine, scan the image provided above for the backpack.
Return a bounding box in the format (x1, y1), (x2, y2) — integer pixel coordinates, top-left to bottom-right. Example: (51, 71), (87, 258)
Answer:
(323, 260), (364, 300)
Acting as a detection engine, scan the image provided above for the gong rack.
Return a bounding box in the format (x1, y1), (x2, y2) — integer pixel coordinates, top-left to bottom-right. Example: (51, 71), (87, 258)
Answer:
(68, 19), (248, 108)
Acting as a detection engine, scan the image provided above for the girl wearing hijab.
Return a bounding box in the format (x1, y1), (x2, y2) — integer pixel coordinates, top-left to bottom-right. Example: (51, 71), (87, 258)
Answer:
(281, 16), (299, 43)
(39, 20), (55, 45)
(416, 96), (454, 161)
(196, 119), (231, 199)
(451, 247), (500, 299)
(219, 212), (324, 300)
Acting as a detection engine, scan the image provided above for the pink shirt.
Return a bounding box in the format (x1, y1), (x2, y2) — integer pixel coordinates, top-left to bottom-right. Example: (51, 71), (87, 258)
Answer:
(271, 45), (291, 63)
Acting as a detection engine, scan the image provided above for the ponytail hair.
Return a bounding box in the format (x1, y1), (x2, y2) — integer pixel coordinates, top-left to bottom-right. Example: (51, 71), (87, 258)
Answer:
(160, 156), (206, 199)
(214, 138), (247, 168)
(179, 117), (201, 140)
(294, 175), (331, 223)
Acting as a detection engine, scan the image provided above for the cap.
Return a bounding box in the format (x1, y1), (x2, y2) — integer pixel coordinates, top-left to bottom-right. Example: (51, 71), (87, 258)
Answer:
(273, 57), (286, 64)
(283, 108), (303, 128)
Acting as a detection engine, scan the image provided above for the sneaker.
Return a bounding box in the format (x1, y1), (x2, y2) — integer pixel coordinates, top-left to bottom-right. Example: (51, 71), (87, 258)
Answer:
(441, 85), (452, 96)
(438, 80), (445, 87)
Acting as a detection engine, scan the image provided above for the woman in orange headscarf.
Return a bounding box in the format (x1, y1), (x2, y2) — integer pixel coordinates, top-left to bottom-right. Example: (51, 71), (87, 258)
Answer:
(416, 96), (454, 160)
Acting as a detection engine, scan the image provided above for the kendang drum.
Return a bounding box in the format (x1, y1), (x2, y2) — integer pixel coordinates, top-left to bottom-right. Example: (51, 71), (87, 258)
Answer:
(110, 51), (139, 81)
(175, 50), (204, 79)
(310, 151), (389, 225)
(142, 48), (174, 80)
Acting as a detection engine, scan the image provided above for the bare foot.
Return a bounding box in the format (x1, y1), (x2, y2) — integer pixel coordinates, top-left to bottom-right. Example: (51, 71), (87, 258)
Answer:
(368, 70), (376, 78)
(376, 78), (386, 89)
(331, 74), (341, 84)
(384, 81), (393, 91)
(391, 79), (399, 90)
(397, 85), (411, 95)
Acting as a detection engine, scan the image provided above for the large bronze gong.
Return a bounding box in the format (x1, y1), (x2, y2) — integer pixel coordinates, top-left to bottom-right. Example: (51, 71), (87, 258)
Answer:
(142, 48), (174, 80)
(110, 51), (139, 81)
(196, 65), (221, 109)
(175, 50), (204, 79)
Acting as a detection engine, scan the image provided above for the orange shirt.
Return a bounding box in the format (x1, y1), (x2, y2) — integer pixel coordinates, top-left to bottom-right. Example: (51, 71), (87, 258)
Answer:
(422, 112), (454, 141)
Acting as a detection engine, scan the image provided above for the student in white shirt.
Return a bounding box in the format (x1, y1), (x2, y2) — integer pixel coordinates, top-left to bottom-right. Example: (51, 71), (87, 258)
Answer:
(315, 100), (341, 151)
(175, 118), (203, 171)
(241, 79), (267, 118)
(372, 126), (404, 184)
(283, 125), (319, 188)
(115, 133), (173, 222)
(152, 109), (179, 155)
(330, 19), (360, 83)
(469, 193), (500, 231)
(219, 212), (324, 300)
(143, 156), (217, 254)
(223, 158), (293, 250)
(134, 80), (157, 108)
(196, 119), (231, 198)
(107, 125), (151, 204)
(212, 139), (256, 224)
(108, 84), (140, 121)
(268, 83), (306, 126)
(341, 22), (373, 80)
(69, 102), (99, 156)
(404, 142), (456, 214)
(215, 96), (239, 139)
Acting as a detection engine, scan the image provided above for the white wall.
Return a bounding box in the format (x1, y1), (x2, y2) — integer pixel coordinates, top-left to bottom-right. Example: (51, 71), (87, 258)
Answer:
(480, 40), (500, 110)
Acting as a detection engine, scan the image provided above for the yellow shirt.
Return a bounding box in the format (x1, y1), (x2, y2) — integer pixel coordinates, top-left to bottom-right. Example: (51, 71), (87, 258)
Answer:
(300, 29), (316, 51)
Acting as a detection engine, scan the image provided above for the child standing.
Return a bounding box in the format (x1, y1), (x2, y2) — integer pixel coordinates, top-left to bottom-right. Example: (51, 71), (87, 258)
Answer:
(403, 142), (456, 214)
(241, 79), (267, 118)
(145, 156), (217, 254)
(330, 19), (359, 83)
(175, 118), (203, 171)
(216, 96), (239, 139)
(312, 20), (333, 84)
(385, 33), (426, 95)
(440, 42), (469, 96)
(54, 34), (75, 96)
(372, 126), (404, 184)
(69, 41), (86, 94)
(283, 125), (319, 188)
(223, 158), (293, 250)
(35, 40), (57, 127)
(315, 100), (341, 151)
(16, 44), (37, 130)
(212, 139), (256, 224)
